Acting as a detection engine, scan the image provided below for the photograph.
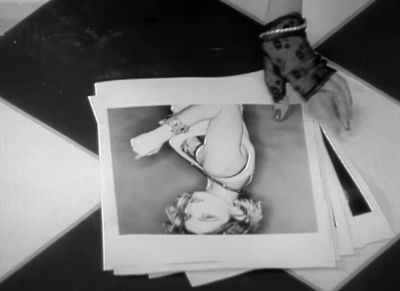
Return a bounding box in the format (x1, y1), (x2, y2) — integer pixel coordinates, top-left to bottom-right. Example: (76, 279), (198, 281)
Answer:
(92, 74), (335, 271)
(107, 103), (318, 235)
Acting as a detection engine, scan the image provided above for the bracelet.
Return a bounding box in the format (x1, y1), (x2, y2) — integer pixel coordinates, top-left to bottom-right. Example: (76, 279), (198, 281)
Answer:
(259, 20), (307, 39)
(159, 116), (189, 135)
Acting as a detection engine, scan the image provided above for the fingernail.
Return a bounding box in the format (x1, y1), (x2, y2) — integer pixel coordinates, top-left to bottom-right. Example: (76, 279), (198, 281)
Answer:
(274, 110), (282, 121)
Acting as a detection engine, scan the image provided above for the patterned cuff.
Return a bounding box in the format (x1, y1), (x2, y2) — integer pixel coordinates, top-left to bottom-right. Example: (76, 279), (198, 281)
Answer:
(286, 56), (336, 101)
(261, 13), (336, 101)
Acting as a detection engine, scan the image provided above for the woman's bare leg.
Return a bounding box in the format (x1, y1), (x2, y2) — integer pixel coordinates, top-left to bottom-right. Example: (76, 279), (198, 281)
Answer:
(202, 105), (247, 177)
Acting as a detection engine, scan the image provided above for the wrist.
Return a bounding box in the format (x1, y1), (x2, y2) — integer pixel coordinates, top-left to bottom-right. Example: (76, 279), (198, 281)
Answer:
(158, 116), (189, 136)
(294, 62), (336, 101)
(156, 124), (175, 142)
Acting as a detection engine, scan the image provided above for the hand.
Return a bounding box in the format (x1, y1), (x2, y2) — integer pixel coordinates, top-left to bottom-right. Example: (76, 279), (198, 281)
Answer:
(309, 72), (353, 130)
(273, 73), (353, 130)
(130, 131), (164, 159)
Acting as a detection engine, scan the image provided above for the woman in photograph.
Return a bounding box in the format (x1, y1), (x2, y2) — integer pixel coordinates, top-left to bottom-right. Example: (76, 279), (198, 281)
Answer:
(130, 104), (262, 235)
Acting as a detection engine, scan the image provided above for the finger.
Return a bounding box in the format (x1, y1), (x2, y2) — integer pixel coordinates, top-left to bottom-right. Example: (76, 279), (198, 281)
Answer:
(147, 148), (160, 156)
(331, 73), (353, 117)
(134, 153), (144, 160)
(321, 78), (352, 129)
(333, 92), (351, 130)
(131, 144), (140, 156)
(131, 148), (139, 158)
(273, 96), (290, 121)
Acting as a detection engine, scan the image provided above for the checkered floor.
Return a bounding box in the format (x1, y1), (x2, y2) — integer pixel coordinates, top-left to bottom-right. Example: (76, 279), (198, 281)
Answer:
(1, 0), (399, 290)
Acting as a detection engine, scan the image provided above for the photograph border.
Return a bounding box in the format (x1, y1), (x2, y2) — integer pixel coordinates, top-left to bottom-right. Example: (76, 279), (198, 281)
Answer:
(90, 73), (336, 272)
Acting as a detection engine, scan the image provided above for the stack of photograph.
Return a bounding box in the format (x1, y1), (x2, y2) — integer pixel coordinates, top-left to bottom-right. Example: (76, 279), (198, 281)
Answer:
(89, 70), (398, 287)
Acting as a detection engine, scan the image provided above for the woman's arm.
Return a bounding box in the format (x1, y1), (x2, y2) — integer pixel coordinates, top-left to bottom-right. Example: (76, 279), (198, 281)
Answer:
(131, 105), (230, 159)
(157, 104), (228, 144)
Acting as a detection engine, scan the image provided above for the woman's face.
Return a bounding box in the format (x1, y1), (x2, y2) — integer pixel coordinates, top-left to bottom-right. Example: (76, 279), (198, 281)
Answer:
(183, 191), (232, 234)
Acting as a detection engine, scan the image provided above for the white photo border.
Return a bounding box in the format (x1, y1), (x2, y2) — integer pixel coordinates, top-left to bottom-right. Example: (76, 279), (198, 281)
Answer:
(90, 73), (336, 272)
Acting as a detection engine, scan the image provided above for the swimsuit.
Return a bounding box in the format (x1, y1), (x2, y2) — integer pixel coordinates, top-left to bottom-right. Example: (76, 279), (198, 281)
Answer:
(169, 120), (255, 192)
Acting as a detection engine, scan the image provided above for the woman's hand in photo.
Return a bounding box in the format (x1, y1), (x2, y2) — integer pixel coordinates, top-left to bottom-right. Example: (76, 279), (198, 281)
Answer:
(130, 131), (164, 159)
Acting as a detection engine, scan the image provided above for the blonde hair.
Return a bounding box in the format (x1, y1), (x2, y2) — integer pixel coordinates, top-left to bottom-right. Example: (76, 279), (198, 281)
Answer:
(165, 192), (263, 234)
